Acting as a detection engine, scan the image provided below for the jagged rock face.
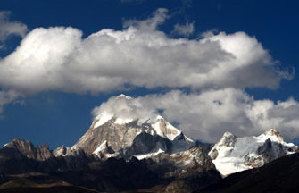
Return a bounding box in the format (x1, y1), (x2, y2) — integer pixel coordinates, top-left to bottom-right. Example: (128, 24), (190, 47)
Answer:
(125, 130), (194, 159)
(138, 146), (220, 193)
(147, 147), (215, 178)
(125, 131), (171, 156)
(53, 146), (84, 157)
(4, 138), (52, 161)
(209, 129), (296, 176)
(0, 139), (95, 174)
(170, 132), (196, 153)
(74, 119), (150, 154)
(92, 140), (116, 160)
(244, 137), (290, 168)
(152, 117), (181, 140)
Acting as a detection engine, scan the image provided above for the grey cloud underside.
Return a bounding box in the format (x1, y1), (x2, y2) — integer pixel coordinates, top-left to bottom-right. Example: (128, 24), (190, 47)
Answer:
(0, 8), (286, 94)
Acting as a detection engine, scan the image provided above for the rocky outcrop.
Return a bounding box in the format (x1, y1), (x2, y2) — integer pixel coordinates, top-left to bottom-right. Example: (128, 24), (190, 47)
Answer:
(145, 147), (215, 179)
(53, 146), (84, 157)
(3, 138), (52, 161)
(73, 118), (140, 154)
(124, 131), (171, 157)
(92, 140), (116, 160)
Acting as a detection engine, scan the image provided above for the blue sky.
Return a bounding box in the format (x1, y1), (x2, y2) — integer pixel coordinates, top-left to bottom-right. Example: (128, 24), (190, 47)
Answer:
(0, 0), (298, 148)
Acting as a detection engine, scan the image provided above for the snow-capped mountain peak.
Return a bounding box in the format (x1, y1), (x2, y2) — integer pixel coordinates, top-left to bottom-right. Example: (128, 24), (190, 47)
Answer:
(93, 112), (181, 140)
(72, 94), (193, 159)
(91, 94), (182, 141)
(209, 129), (296, 177)
(151, 115), (181, 140)
(93, 94), (167, 129)
(257, 129), (284, 143)
(215, 131), (237, 148)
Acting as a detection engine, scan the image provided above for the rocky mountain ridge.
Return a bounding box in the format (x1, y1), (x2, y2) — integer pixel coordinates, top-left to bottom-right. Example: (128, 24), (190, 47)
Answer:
(3, 138), (53, 161)
(0, 94), (297, 192)
(1, 94), (296, 178)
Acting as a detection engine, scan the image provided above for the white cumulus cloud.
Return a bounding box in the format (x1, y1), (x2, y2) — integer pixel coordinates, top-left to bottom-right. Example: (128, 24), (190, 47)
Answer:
(0, 9), (286, 95)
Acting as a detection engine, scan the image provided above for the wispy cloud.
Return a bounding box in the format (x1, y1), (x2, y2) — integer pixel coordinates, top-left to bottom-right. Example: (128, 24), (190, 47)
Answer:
(0, 11), (28, 42)
(171, 21), (195, 36)
(123, 8), (169, 30)
(0, 90), (22, 116)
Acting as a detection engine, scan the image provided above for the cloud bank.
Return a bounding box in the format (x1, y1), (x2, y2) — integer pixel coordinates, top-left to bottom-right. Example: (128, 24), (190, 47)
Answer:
(93, 89), (299, 142)
(0, 9), (287, 95)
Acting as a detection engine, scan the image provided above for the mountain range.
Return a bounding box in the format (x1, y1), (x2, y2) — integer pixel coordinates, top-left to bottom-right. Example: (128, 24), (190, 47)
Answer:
(0, 94), (297, 192)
